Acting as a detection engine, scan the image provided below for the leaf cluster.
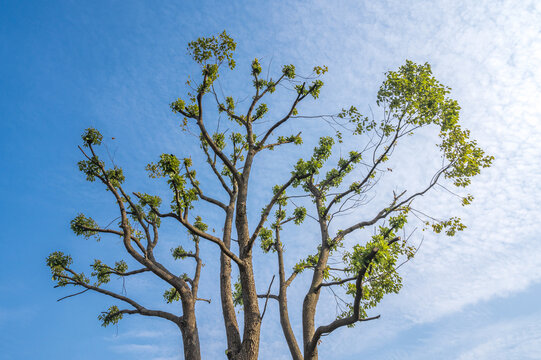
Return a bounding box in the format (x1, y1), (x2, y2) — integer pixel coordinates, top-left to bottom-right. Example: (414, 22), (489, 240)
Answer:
(98, 305), (123, 327)
(70, 214), (100, 240)
(91, 260), (128, 285)
(187, 30), (236, 70)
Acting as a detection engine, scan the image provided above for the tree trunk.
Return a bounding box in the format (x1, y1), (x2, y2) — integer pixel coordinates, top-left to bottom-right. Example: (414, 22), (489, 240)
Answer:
(233, 156), (261, 360)
(302, 195), (330, 360)
(178, 300), (201, 360)
(222, 204), (242, 356)
(238, 258), (261, 360)
(302, 247), (329, 360)
(276, 231), (303, 360)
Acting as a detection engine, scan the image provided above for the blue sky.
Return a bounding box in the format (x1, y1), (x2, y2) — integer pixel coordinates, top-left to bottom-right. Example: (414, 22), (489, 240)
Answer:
(1, 1), (541, 359)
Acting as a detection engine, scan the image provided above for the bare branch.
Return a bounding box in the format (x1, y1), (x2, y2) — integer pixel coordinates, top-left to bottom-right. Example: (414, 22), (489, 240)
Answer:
(58, 271), (179, 323)
(99, 267), (151, 278)
(260, 275), (276, 320)
(284, 272), (298, 288)
(191, 240), (202, 298)
(316, 276), (356, 290)
(185, 163), (228, 210)
(201, 141), (233, 196)
(79, 225), (147, 255)
(257, 294), (279, 301)
(57, 289), (90, 302)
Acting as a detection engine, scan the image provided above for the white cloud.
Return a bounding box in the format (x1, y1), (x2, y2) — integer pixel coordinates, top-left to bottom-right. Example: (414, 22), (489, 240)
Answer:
(405, 309), (541, 360)
(457, 319), (541, 360)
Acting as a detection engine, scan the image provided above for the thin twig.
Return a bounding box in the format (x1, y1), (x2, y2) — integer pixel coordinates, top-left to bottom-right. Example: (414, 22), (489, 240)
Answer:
(260, 275), (276, 320)
(57, 288), (90, 302)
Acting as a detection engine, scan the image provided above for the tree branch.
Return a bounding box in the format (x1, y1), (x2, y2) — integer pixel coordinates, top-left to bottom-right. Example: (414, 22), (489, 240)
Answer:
(257, 84), (306, 149)
(259, 275), (275, 320)
(324, 117), (403, 217)
(247, 173), (309, 251)
(201, 141), (233, 196)
(316, 276), (356, 291)
(185, 163), (228, 210)
(139, 199), (244, 267)
(332, 190), (406, 243)
(58, 271), (179, 323)
(257, 132), (302, 151)
(78, 145), (195, 297)
(57, 288), (90, 302)
(195, 75), (243, 185)
(79, 225), (147, 255)
(306, 247), (382, 356)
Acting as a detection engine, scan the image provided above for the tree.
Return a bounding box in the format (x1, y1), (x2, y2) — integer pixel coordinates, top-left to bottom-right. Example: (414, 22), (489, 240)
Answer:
(46, 31), (493, 360)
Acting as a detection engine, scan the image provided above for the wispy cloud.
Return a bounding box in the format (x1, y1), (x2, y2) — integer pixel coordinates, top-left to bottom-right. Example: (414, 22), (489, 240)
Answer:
(398, 309), (541, 360)
(456, 318), (541, 360)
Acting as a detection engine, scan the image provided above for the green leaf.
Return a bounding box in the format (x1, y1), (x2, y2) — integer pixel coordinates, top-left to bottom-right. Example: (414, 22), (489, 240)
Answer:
(293, 207), (306, 225)
(282, 64), (296, 79)
(46, 251), (72, 281)
(163, 287), (181, 303)
(194, 216), (208, 232)
(187, 30), (236, 70)
(251, 58), (262, 76)
(259, 227), (274, 253)
(91, 259), (111, 284)
(70, 214), (100, 241)
(98, 305), (123, 327)
(171, 245), (189, 259)
(232, 276), (243, 306)
(81, 128), (103, 147)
